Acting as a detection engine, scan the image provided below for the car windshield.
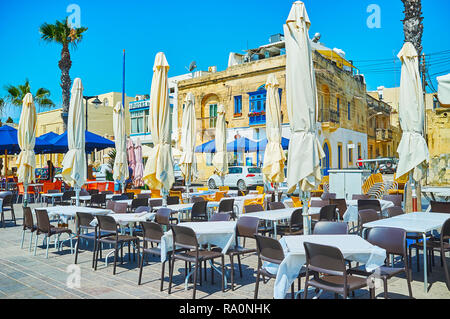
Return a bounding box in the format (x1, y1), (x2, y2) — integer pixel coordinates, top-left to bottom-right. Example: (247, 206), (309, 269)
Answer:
(248, 167), (261, 174)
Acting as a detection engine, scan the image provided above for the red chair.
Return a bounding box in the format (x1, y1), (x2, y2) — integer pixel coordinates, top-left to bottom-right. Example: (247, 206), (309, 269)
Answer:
(53, 180), (62, 192)
(17, 183), (36, 204)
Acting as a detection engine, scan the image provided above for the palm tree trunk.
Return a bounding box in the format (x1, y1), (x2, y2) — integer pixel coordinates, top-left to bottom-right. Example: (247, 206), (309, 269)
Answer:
(402, 0), (424, 212)
(59, 43), (72, 130)
(401, 0), (423, 56)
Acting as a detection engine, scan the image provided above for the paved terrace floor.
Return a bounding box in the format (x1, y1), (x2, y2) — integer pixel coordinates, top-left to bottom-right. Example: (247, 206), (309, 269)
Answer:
(0, 203), (449, 299)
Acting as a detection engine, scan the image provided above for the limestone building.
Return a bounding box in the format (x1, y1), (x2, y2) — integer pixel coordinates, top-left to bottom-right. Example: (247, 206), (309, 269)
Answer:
(177, 37), (370, 180)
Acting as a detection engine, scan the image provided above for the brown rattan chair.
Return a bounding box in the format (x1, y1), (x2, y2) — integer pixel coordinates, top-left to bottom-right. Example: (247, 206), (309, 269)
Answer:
(90, 193), (106, 208)
(382, 195), (403, 207)
(313, 221), (348, 235)
(254, 234), (306, 298)
(113, 202), (128, 214)
(0, 192), (15, 227)
(106, 200), (115, 211)
(149, 198), (163, 210)
(190, 201), (208, 222)
(268, 201), (285, 211)
(218, 198), (235, 220)
(358, 199), (382, 215)
(138, 221), (170, 290)
(131, 198), (149, 213)
(209, 213), (231, 222)
(20, 207), (36, 251)
(122, 192), (135, 200)
(430, 201), (450, 213)
(155, 207), (172, 227)
(276, 208), (304, 237)
(94, 215), (140, 275)
(191, 196), (205, 203)
(244, 204), (273, 236)
(321, 192), (337, 200)
(358, 209), (380, 237)
(168, 225), (225, 299)
(348, 227), (413, 298)
(352, 194), (370, 200)
(386, 206), (404, 218)
(303, 241), (374, 299)
(167, 196), (180, 205)
(74, 212), (110, 268)
(137, 193), (151, 199)
(330, 199), (348, 221)
(88, 189), (99, 196)
(34, 208), (73, 258)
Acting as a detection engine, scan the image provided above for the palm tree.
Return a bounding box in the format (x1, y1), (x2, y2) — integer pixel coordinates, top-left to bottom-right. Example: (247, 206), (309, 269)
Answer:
(39, 17), (88, 128)
(401, 0), (423, 56)
(4, 79), (55, 108)
(401, 0), (424, 212)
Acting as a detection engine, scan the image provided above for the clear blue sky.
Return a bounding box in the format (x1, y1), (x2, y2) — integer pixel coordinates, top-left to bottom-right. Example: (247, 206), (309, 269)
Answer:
(1, 0), (449, 122)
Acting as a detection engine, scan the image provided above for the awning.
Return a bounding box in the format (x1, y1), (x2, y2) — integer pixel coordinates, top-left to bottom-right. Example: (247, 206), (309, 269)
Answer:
(49, 130), (115, 153)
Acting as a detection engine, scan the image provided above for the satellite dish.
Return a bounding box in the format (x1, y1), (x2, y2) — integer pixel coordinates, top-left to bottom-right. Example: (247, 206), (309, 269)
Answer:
(188, 61), (197, 72)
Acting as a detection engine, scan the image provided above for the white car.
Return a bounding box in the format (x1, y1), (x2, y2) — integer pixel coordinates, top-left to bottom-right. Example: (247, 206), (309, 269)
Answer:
(208, 166), (264, 191)
(173, 163), (183, 184)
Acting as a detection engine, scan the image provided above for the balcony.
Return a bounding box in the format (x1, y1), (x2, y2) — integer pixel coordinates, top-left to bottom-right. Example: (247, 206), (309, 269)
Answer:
(318, 108), (340, 132)
(249, 111), (266, 126)
(376, 129), (393, 142)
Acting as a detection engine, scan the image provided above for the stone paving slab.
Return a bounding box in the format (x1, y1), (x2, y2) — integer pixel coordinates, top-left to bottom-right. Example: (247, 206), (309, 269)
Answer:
(0, 203), (449, 299)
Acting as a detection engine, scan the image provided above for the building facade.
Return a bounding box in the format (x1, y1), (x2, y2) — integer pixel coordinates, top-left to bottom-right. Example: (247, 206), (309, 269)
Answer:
(177, 40), (370, 180)
(128, 72), (209, 148)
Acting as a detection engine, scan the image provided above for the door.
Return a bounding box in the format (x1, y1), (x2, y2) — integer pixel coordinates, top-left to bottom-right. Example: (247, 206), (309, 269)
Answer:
(338, 144), (342, 169)
(322, 143), (330, 176)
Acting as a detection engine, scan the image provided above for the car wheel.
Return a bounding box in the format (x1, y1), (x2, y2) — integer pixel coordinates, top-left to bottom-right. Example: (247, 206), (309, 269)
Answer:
(208, 179), (217, 190)
(237, 179), (247, 191)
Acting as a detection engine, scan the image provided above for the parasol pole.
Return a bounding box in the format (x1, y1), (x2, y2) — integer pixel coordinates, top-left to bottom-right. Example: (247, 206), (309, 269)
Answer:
(300, 187), (311, 235)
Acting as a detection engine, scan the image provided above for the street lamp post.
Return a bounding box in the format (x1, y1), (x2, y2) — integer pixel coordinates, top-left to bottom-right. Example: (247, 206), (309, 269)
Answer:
(83, 96), (102, 175)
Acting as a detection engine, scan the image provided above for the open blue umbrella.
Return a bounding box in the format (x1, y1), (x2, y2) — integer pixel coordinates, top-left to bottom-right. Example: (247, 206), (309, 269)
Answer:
(49, 130), (115, 153)
(35, 132), (59, 154)
(249, 137), (290, 152)
(226, 137), (258, 152)
(195, 139), (216, 153)
(0, 125), (21, 154)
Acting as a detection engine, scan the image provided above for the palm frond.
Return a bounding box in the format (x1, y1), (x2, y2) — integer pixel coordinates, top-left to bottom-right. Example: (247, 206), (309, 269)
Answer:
(35, 97), (55, 108)
(35, 87), (51, 99)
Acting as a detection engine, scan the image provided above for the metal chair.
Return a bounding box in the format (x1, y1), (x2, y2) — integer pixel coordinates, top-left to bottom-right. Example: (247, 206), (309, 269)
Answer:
(303, 241), (375, 299)
(313, 221), (348, 235)
(94, 215), (140, 275)
(168, 225), (225, 299)
(348, 227), (413, 298)
(254, 234), (305, 298)
(20, 207), (36, 251)
(34, 208), (73, 258)
(209, 213), (231, 222)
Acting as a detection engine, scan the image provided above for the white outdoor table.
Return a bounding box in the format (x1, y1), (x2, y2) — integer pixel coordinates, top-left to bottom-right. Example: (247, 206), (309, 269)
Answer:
(90, 212), (155, 227)
(160, 220), (237, 290)
(273, 234), (387, 299)
(421, 187), (450, 202)
(41, 192), (64, 206)
(42, 206), (111, 221)
(363, 212), (450, 293)
(342, 199), (395, 222)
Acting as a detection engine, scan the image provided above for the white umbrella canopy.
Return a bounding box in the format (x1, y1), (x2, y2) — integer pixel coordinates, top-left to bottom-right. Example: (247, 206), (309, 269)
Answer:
(142, 52), (174, 191)
(113, 101), (129, 188)
(61, 78), (87, 196)
(179, 92), (198, 183)
(262, 74), (286, 184)
(17, 93), (37, 206)
(133, 138), (144, 187)
(396, 42), (430, 181)
(212, 104), (228, 178)
(284, 1), (325, 193)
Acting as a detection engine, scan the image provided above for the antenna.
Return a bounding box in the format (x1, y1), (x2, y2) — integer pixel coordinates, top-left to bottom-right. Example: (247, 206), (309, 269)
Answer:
(185, 61), (197, 79)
